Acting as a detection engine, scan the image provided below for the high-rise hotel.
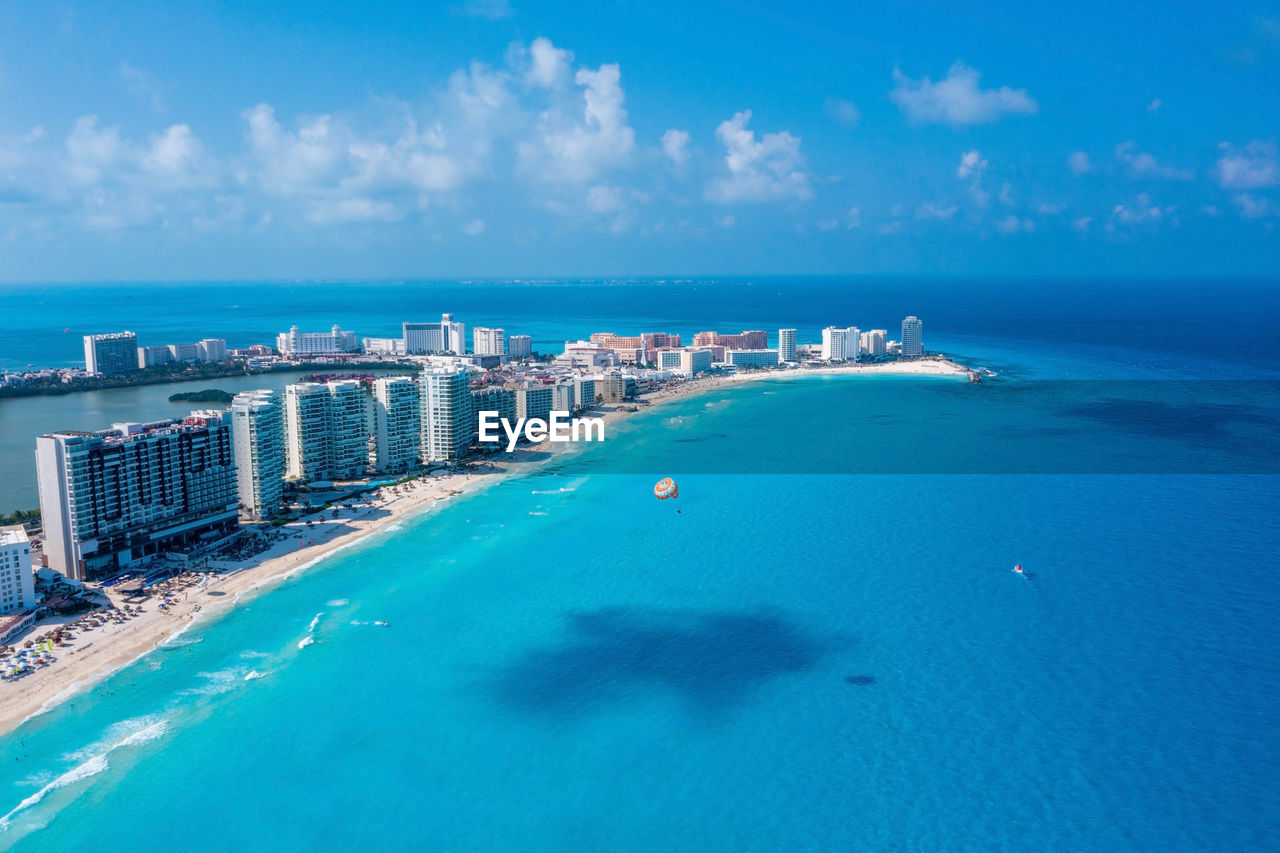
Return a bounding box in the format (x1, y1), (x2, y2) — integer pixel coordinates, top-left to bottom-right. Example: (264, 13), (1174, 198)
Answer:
(419, 368), (473, 462)
(36, 413), (239, 580)
(284, 381), (371, 482)
(778, 328), (797, 362)
(84, 331), (139, 375)
(231, 390), (285, 520)
(901, 316), (924, 356)
(373, 376), (421, 473)
(473, 327), (505, 357)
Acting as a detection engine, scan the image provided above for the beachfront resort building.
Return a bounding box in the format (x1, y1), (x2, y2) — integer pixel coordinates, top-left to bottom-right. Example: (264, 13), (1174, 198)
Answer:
(419, 368), (473, 462)
(573, 377), (598, 409)
(404, 314), (466, 355)
(284, 381), (372, 482)
(589, 332), (682, 364)
(363, 337), (407, 356)
(778, 329), (797, 362)
(516, 385), (554, 423)
(36, 413), (239, 581)
(860, 329), (888, 359)
(550, 383), (574, 414)
(373, 376), (421, 473)
(276, 325), (360, 357)
(680, 348), (714, 375)
(556, 341), (617, 369)
(84, 331), (139, 375)
(901, 316), (924, 356)
(821, 327), (861, 362)
(473, 327), (505, 356)
(727, 349), (781, 369)
(471, 387), (517, 447)
(231, 390), (285, 520)
(507, 335), (532, 359)
(0, 526), (37, 615)
(693, 330), (768, 350)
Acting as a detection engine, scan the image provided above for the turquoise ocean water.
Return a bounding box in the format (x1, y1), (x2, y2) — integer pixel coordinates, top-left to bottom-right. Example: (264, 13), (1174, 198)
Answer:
(0, 280), (1278, 850)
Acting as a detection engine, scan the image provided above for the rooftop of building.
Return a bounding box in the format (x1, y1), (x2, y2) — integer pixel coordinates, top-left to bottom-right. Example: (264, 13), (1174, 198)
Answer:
(0, 525), (29, 546)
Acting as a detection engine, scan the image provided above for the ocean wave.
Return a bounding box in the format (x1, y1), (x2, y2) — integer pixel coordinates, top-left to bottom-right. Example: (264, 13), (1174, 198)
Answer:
(529, 511), (548, 516)
(2, 716), (168, 833)
(298, 636), (315, 650)
(181, 669), (241, 697)
(307, 612), (323, 632)
(160, 635), (204, 649)
(238, 650), (269, 660)
(244, 670), (268, 681)
(325, 598), (349, 607)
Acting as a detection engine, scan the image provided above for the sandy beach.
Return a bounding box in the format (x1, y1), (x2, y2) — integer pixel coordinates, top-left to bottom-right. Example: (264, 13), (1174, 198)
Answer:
(0, 356), (968, 735)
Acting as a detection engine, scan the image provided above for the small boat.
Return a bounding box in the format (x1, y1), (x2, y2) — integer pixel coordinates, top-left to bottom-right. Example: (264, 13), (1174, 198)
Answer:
(1013, 564), (1025, 575)
(374, 621), (389, 627)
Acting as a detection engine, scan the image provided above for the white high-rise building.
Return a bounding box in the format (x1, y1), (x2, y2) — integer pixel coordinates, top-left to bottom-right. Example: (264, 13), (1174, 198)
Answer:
(404, 314), (466, 355)
(473, 327), (505, 356)
(276, 325), (359, 357)
(137, 345), (174, 368)
(284, 381), (372, 481)
(507, 335), (532, 359)
(84, 332), (139, 375)
(0, 526), (37, 615)
(901, 316), (923, 356)
(821, 327), (861, 361)
(573, 377), (597, 410)
(198, 339), (228, 362)
(516, 385), (554, 423)
(778, 328), (797, 362)
(860, 329), (888, 358)
(418, 368), (473, 462)
(550, 383), (574, 413)
(168, 342), (202, 363)
(373, 376), (421, 473)
(231, 390), (285, 520)
(36, 413), (239, 581)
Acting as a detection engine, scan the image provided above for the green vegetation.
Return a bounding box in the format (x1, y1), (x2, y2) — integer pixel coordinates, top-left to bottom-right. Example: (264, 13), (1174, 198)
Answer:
(0, 508), (40, 527)
(168, 388), (234, 403)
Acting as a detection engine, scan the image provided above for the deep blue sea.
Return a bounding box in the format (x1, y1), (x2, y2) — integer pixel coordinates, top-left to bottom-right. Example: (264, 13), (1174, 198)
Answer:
(1, 279), (1278, 851)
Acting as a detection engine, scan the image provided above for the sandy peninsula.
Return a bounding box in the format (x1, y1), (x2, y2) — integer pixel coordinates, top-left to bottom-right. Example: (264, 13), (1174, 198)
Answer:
(0, 356), (969, 735)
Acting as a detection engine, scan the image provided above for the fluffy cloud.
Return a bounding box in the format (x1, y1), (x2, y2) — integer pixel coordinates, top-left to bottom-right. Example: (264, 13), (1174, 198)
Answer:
(661, 129), (690, 166)
(1233, 193), (1274, 219)
(996, 215), (1035, 233)
(824, 97), (861, 128)
(956, 150), (989, 206)
(1215, 141), (1278, 190)
(1115, 142), (1194, 181)
(1068, 151), (1092, 175)
(518, 62), (636, 184)
(916, 202), (957, 220)
(1110, 193), (1175, 226)
(705, 111), (812, 203)
(890, 63), (1038, 125)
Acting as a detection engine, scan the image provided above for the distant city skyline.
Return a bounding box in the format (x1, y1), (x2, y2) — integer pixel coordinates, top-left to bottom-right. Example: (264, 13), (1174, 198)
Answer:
(0, 2), (1277, 279)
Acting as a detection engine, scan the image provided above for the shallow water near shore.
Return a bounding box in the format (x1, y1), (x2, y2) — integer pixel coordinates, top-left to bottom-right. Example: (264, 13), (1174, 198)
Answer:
(1, 343), (1279, 849)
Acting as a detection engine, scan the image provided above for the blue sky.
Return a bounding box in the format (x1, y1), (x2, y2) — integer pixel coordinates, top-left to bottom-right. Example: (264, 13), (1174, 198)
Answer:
(0, 0), (1277, 279)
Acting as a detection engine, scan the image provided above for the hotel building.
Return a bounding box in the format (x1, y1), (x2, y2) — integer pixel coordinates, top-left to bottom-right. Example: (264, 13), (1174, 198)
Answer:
(507, 335), (533, 359)
(821, 327), (861, 361)
(276, 325), (360, 357)
(726, 349), (781, 368)
(0, 526), (36, 615)
(36, 413), (239, 581)
(404, 314), (466, 355)
(860, 329), (888, 358)
(473, 327), (505, 356)
(419, 368), (473, 462)
(778, 329), (797, 362)
(692, 330), (768, 350)
(680, 348), (714, 375)
(901, 316), (924, 356)
(471, 387), (517, 446)
(516, 385), (554, 423)
(573, 377), (597, 410)
(556, 341), (617, 369)
(231, 390), (285, 520)
(284, 381), (371, 482)
(550, 383), (574, 413)
(84, 332), (139, 375)
(373, 377), (421, 473)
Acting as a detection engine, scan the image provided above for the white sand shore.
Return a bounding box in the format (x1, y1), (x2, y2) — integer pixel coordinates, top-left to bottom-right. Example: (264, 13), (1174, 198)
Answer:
(0, 356), (968, 734)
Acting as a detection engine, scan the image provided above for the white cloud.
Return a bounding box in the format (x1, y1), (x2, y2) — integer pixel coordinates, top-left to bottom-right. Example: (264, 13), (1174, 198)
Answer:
(1037, 202), (1065, 215)
(890, 63), (1037, 125)
(705, 111), (811, 203)
(714, 214), (735, 228)
(956, 150), (989, 206)
(1233, 193), (1274, 219)
(119, 61), (165, 112)
(66, 116), (125, 184)
(1072, 216), (1092, 232)
(824, 97), (861, 128)
(996, 215), (1035, 233)
(1215, 141), (1278, 190)
(1147, 98), (1162, 113)
(916, 202), (957, 220)
(463, 217), (486, 235)
(1111, 192), (1175, 225)
(847, 206), (861, 229)
(518, 61), (636, 184)
(998, 182), (1015, 207)
(1068, 151), (1092, 175)
(305, 198), (400, 224)
(461, 0), (513, 20)
(816, 218), (839, 230)
(521, 37), (573, 89)
(661, 129), (690, 166)
(1115, 142), (1194, 181)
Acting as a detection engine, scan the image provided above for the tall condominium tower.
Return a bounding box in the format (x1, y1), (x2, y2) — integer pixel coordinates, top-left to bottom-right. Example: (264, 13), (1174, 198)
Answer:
(36, 413), (238, 580)
(373, 376), (421, 473)
(231, 390), (285, 520)
(821, 326), (861, 361)
(285, 381), (372, 482)
(0, 526), (37, 614)
(506, 335), (532, 359)
(473, 327), (506, 356)
(404, 314), (466, 355)
(778, 328), (797, 362)
(83, 331), (139, 375)
(419, 368), (473, 462)
(901, 316), (924, 356)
